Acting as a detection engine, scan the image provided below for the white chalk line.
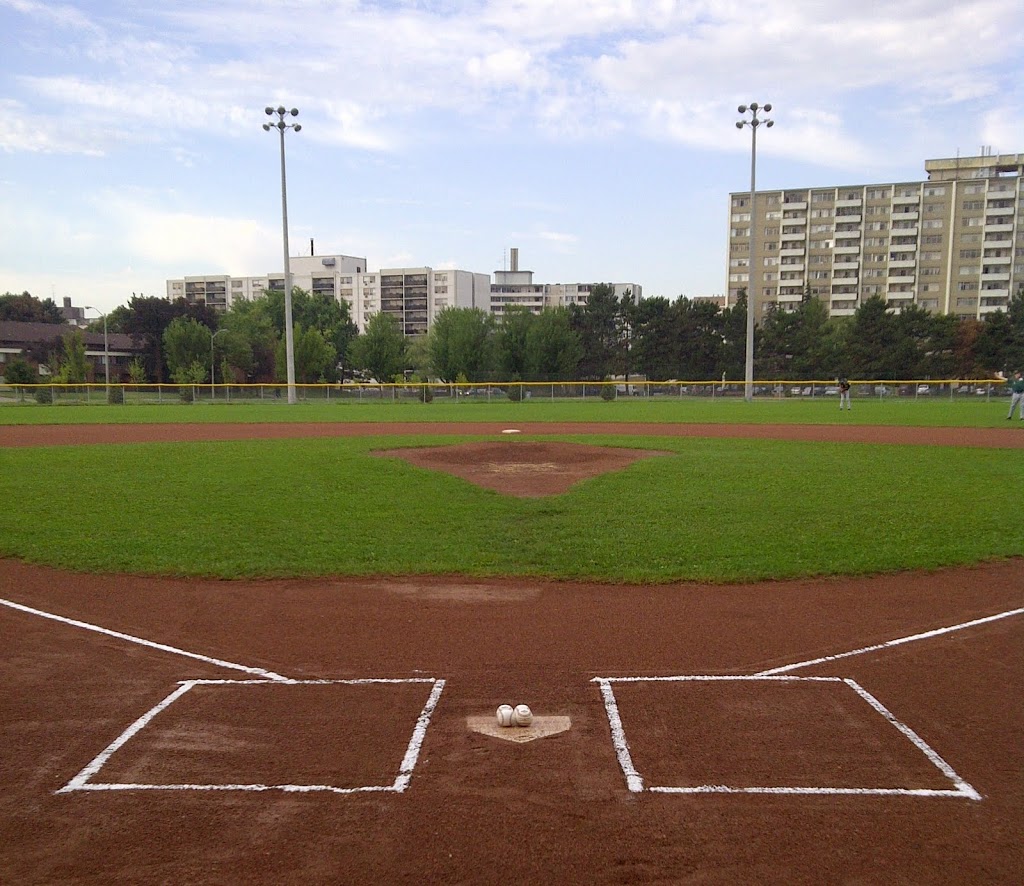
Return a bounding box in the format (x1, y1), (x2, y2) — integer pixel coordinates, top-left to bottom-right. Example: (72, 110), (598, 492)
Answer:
(843, 678), (981, 800)
(592, 674), (981, 800)
(0, 596), (288, 682)
(596, 679), (643, 793)
(756, 606), (1024, 676)
(58, 677), (445, 795)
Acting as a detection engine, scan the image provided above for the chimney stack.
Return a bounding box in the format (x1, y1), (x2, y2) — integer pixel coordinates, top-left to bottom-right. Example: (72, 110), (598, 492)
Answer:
(510, 247), (519, 272)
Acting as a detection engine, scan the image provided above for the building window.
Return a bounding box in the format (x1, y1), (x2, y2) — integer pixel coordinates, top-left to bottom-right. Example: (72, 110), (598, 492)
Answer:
(922, 220), (943, 229)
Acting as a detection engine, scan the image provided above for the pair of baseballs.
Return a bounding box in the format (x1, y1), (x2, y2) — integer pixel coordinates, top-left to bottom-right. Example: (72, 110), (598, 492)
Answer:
(496, 703), (533, 727)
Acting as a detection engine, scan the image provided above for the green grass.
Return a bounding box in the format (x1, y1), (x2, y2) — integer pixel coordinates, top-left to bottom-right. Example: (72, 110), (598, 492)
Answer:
(1, 434), (1019, 583)
(0, 396), (1015, 428)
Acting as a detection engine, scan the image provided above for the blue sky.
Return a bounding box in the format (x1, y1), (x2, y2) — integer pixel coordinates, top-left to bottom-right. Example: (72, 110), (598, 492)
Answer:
(2, 0), (1022, 315)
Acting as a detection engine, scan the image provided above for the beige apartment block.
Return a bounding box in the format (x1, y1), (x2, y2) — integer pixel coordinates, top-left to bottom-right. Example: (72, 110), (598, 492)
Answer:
(490, 247), (642, 317)
(166, 255), (488, 334)
(727, 152), (1023, 320)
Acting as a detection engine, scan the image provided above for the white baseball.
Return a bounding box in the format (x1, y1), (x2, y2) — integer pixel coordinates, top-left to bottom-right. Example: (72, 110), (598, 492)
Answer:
(513, 704), (533, 727)
(496, 704), (515, 727)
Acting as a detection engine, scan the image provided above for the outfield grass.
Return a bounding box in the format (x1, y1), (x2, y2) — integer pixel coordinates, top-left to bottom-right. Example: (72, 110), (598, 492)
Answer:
(1, 434), (1018, 583)
(0, 397), (1014, 427)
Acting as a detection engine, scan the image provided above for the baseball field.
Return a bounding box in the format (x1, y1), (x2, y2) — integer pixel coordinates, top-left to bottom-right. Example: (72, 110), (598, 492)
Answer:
(1, 399), (1021, 883)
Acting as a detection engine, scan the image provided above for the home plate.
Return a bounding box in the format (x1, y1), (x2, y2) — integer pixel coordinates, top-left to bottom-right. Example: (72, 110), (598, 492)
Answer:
(501, 429), (521, 435)
(467, 716), (572, 743)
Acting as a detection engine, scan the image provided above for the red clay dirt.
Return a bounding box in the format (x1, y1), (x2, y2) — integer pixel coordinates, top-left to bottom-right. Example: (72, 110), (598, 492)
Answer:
(1, 421), (1022, 884)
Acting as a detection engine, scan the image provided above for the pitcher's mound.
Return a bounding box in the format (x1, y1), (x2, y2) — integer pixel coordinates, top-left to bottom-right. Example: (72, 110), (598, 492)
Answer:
(377, 441), (668, 497)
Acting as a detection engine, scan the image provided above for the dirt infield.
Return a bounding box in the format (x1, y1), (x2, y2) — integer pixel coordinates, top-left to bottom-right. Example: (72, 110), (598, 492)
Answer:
(1, 421), (1022, 883)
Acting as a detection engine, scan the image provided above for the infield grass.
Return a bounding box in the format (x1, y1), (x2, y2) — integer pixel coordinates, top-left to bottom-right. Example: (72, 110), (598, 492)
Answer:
(1, 434), (1018, 583)
(0, 397), (1015, 428)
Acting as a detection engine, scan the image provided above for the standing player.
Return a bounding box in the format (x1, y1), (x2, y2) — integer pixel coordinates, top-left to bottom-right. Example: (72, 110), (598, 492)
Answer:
(1006, 371), (1024, 421)
(838, 378), (851, 411)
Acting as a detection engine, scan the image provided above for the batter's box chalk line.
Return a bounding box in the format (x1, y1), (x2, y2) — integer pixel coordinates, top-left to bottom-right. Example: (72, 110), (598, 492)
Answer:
(57, 677), (445, 795)
(593, 675), (982, 800)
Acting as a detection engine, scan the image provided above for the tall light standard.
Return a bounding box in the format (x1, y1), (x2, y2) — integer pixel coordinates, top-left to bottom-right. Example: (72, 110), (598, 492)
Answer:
(211, 328), (227, 399)
(84, 306), (109, 390)
(736, 102), (773, 402)
(263, 105), (301, 405)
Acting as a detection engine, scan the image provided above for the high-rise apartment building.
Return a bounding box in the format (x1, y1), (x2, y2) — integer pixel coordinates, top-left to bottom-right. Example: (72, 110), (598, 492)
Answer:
(490, 247), (641, 317)
(167, 255), (489, 334)
(727, 152), (1023, 320)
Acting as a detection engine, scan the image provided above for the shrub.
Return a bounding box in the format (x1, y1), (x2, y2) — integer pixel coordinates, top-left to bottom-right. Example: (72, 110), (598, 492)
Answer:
(419, 384), (433, 403)
(34, 386), (53, 404)
(179, 385), (194, 404)
(600, 383), (616, 401)
(506, 383), (524, 402)
(107, 386), (124, 404)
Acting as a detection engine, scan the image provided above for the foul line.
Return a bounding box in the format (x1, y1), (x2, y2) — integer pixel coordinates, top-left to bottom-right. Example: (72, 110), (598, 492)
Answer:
(756, 606), (1024, 676)
(0, 596), (289, 682)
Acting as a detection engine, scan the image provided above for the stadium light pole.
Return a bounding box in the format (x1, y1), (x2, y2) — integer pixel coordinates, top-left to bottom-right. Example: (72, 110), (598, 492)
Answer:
(264, 105), (302, 405)
(83, 306), (109, 390)
(210, 328), (227, 399)
(736, 102), (773, 402)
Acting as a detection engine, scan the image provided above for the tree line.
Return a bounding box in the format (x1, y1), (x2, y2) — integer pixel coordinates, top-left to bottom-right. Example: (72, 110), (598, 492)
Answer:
(3, 284), (1024, 386)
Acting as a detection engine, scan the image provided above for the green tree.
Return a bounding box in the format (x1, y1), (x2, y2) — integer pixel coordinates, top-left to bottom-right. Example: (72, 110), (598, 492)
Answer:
(275, 325), (337, 383)
(427, 307), (495, 382)
(717, 291), (750, 380)
(347, 312), (407, 383)
(0, 291), (64, 323)
(3, 356), (36, 400)
(119, 294), (218, 382)
(51, 330), (89, 383)
(523, 307), (582, 380)
(127, 358), (148, 384)
(569, 284), (622, 379)
(495, 306), (534, 380)
(163, 317), (212, 381)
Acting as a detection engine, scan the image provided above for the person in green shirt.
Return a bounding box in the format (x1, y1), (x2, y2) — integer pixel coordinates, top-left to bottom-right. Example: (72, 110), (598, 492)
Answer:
(1007, 371), (1024, 421)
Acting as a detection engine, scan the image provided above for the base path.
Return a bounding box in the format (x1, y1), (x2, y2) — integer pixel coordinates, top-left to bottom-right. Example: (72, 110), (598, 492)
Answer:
(3, 420), (1024, 448)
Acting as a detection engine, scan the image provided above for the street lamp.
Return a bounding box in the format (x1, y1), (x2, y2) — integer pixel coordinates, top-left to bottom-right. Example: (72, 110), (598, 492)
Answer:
(263, 105), (302, 405)
(211, 328), (227, 399)
(736, 102), (773, 402)
(83, 306), (109, 390)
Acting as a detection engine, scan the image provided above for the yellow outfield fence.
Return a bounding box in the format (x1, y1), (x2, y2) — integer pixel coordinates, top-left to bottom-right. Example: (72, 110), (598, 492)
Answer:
(0, 378), (1010, 405)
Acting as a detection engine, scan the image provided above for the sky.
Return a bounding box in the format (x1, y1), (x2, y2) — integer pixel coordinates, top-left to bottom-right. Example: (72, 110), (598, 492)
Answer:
(2, 0), (1023, 316)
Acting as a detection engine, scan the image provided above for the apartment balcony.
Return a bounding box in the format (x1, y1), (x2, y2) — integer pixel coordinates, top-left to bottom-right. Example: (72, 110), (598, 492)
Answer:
(780, 231), (805, 242)
(891, 210), (919, 221)
(980, 301), (1009, 314)
(984, 222), (1014, 232)
(782, 201), (808, 210)
(780, 247), (805, 257)
(985, 203), (1014, 215)
(779, 264), (805, 273)
(833, 261), (860, 270)
(983, 254), (1012, 264)
(834, 214), (862, 224)
(776, 292), (804, 302)
(980, 287), (1010, 299)
(829, 306), (857, 316)
(887, 274), (916, 284)
(835, 198), (862, 208)
(834, 245), (860, 255)
(889, 259), (916, 268)
(834, 229), (862, 240)
(892, 193), (920, 204)
(982, 271), (1011, 281)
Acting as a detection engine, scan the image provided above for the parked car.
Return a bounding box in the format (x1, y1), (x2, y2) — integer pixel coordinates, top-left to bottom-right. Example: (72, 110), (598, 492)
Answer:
(824, 386), (839, 395)
(917, 384), (930, 394)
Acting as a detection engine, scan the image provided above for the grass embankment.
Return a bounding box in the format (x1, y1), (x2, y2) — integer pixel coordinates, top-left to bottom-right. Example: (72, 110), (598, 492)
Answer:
(0, 397), (1013, 428)
(1, 434), (1018, 583)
